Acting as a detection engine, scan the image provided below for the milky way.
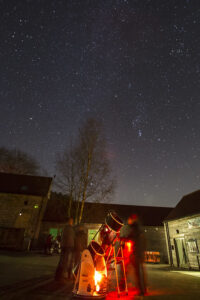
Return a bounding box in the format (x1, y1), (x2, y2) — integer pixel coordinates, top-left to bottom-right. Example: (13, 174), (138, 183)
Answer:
(1, 0), (200, 207)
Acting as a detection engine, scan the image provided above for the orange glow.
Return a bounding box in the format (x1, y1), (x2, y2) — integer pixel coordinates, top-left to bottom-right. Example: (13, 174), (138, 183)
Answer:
(126, 241), (133, 253)
(94, 270), (102, 292)
(145, 251), (160, 263)
(96, 284), (100, 292)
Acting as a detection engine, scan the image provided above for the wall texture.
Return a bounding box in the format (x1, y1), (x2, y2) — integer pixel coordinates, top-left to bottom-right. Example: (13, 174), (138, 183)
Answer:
(165, 214), (200, 269)
(0, 193), (47, 249)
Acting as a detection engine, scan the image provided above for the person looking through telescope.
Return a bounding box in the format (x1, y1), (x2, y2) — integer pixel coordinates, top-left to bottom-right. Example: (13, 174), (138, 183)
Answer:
(74, 224), (87, 267)
(120, 214), (147, 296)
(55, 217), (75, 282)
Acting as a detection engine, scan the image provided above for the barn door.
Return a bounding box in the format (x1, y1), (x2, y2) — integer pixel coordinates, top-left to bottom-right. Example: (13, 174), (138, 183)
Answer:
(174, 237), (188, 268)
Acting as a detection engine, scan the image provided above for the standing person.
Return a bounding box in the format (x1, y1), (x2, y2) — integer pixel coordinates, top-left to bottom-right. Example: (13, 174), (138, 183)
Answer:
(56, 233), (62, 243)
(55, 217), (75, 282)
(44, 234), (53, 255)
(74, 225), (87, 267)
(121, 214), (147, 296)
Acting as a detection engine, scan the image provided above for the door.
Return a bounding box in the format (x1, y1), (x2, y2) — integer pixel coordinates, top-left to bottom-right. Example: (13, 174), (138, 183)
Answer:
(174, 238), (188, 268)
(88, 229), (99, 245)
(49, 228), (59, 239)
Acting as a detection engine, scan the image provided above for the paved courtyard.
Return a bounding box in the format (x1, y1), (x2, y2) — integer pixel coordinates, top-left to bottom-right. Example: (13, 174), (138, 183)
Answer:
(0, 251), (200, 299)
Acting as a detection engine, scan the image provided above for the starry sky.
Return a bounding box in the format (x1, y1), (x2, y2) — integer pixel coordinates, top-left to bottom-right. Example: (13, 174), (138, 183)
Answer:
(1, 0), (200, 208)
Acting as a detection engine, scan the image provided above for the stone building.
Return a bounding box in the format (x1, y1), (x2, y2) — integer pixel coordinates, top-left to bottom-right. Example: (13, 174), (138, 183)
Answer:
(40, 192), (69, 246)
(0, 172), (52, 250)
(43, 195), (172, 263)
(164, 190), (200, 270)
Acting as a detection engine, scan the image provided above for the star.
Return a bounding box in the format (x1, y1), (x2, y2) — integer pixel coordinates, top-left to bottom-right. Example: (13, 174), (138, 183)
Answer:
(138, 129), (142, 137)
(0, 0), (200, 207)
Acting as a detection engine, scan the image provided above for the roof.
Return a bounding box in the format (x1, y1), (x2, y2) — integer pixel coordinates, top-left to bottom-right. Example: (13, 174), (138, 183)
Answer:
(82, 202), (173, 226)
(43, 193), (172, 226)
(0, 172), (52, 197)
(165, 190), (200, 222)
(43, 192), (70, 222)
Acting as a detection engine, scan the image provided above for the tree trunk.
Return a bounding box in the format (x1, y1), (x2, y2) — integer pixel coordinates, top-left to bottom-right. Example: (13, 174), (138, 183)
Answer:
(67, 193), (73, 217)
(75, 199), (80, 224)
(78, 154), (91, 224)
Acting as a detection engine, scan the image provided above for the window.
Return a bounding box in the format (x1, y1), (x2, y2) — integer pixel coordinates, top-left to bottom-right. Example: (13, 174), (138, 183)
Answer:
(187, 239), (198, 253)
(188, 217), (200, 229)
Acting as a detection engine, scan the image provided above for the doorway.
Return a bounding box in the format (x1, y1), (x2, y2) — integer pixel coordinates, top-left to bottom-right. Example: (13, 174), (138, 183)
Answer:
(174, 237), (188, 268)
(88, 229), (99, 245)
(49, 228), (62, 239)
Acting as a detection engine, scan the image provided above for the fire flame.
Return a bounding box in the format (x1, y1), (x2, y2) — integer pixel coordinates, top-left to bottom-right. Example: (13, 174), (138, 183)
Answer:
(94, 270), (102, 292)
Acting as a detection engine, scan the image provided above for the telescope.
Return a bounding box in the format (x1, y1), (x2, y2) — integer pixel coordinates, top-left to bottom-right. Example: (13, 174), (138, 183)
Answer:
(72, 211), (128, 299)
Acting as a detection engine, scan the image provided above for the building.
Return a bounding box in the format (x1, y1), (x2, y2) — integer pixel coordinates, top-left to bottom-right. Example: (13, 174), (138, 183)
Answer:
(40, 192), (69, 244)
(164, 190), (200, 270)
(0, 172), (52, 250)
(43, 195), (172, 263)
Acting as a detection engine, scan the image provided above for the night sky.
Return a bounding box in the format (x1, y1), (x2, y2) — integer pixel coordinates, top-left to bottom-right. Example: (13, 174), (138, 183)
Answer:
(1, 0), (200, 207)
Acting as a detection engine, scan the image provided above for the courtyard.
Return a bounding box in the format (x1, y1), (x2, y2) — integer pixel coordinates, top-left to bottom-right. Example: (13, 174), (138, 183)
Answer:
(0, 251), (200, 299)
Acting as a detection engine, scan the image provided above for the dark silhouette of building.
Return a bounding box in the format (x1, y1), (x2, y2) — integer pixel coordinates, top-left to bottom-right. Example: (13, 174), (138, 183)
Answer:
(0, 172), (52, 250)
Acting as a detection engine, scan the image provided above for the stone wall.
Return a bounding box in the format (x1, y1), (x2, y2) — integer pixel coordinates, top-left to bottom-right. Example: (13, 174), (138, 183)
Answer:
(0, 227), (25, 249)
(165, 214), (200, 269)
(143, 226), (168, 263)
(0, 193), (46, 249)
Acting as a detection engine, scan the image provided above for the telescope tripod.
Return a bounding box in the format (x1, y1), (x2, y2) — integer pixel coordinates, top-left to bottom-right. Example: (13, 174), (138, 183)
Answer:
(106, 240), (128, 297)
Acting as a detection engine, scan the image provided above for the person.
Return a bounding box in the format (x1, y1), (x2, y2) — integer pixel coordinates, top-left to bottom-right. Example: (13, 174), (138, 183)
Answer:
(55, 217), (75, 282)
(120, 214), (147, 296)
(53, 234), (61, 254)
(56, 234), (62, 243)
(74, 225), (87, 267)
(44, 234), (53, 255)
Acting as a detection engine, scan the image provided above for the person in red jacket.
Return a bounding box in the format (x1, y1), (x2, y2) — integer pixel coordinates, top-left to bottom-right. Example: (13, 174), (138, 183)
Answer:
(44, 234), (53, 255)
(121, 214), (147, 296)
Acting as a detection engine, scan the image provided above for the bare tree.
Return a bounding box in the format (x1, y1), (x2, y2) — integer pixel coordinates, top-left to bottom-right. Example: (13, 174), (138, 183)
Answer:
(0, 147), (40, 175)
(55, 118), (115, 224)
(55, 144), (81, 218)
